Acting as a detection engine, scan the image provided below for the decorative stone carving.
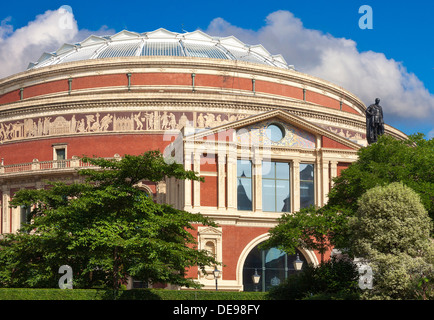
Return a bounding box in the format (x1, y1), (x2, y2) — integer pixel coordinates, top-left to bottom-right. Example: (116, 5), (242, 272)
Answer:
(0, 110), (250, 143)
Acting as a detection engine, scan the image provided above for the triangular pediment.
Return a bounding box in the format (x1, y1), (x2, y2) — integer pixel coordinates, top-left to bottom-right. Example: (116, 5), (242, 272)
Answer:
(145, 28), (178, 39)
(183, 109), (360, 150)
(56, 43), (77, 55)
(79, 35), (107, 47)
(218, 36), (246, 49)
(110, 30), (141, 41)
(184, 30), (214, 42)
(198, 226), (222, 236)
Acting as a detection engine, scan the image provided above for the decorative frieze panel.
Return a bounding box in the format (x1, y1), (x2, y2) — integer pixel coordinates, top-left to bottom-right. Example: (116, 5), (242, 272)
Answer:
(0, 110), (250, 143)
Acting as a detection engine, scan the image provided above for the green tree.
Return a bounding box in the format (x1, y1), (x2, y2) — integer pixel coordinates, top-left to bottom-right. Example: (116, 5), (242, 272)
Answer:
(263, 134), (433, 258)
(350, 182), (434, 299)
(0, 151), (218, 290)
(261, 206), (351, 263)
(267, 256), (360, 300)
(328, 134), (434, 223)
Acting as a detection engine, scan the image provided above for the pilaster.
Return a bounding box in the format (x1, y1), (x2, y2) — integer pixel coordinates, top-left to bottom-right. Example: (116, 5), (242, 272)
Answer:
(292, 159), (300, 213)
(217, 154), (226, 210)
(193, 152), (201, 207)
(1, 186), (10, 234)
(321, 159), (330, 206)
(252, 153), (262, 212)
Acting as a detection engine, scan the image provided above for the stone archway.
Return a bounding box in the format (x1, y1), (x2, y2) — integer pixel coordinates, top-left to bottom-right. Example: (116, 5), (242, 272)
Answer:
(236, 234), (319, 292)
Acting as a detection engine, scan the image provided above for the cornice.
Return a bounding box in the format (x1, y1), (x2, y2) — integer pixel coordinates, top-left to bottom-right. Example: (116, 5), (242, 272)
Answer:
(0, 56), (366, 113)
(0, 92), (406, 147)
(0, 89), (366, 125)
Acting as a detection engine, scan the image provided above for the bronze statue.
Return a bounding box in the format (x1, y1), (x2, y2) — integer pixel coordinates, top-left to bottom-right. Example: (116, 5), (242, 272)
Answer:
(366, 98), (384, 144)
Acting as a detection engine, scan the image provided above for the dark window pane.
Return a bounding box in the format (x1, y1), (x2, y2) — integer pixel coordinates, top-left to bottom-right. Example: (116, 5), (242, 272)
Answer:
(276, 180), (290, 212)
(300, 163), (314, 181)
(56, 148), (65, 160)
(237, 159), (252, 178)
(262, 179), (276, 212)
(264, 248), (285, 268)
(237, 178), (252, 210)
(300, 163), (314, 208)
(237, 160), (252, 211)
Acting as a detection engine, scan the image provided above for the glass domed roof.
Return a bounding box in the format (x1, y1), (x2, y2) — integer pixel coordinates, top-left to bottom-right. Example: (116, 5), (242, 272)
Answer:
(28, 28), (294, 70)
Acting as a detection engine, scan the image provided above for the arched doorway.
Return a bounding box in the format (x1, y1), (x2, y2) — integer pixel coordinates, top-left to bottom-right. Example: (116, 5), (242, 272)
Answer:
(242, 244), (308, 292)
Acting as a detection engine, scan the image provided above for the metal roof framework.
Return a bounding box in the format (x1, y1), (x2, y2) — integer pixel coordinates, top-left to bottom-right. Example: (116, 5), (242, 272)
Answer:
(28, 28), (294, 70)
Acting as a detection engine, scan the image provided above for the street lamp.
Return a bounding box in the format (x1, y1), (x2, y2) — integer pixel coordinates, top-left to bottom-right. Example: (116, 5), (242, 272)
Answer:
(293, 253), (304, 271)
(252, 269), (261, 292)
(213, 266), (221, 291)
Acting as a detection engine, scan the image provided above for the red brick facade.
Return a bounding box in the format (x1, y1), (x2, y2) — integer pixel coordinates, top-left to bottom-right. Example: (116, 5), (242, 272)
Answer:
(0, 50), (405, 290)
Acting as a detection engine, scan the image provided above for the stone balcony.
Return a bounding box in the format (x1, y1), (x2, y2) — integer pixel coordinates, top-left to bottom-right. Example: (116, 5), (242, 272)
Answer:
(0, 155), (120, 179)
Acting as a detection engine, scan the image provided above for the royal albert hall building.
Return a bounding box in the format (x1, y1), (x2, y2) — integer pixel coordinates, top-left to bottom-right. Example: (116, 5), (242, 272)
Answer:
(0, 28), (406, 291)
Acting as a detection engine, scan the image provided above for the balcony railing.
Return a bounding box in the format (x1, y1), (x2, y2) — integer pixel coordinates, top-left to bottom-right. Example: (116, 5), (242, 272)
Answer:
(0, 155), (120, 175)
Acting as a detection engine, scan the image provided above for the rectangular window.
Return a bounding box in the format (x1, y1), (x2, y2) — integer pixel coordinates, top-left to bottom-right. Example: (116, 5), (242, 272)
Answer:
(56, 148), (66, 160)
(20, 205), (31, 225)
(56, 148), (66, 168)
(262, 161), (290, 212)
(300, 163), (315, 208)
(237, 159), (252, 211)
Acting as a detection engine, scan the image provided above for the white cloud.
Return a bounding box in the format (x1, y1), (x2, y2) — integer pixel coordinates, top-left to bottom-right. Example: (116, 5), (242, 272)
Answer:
(1, 9), (432, 136)
(0, 7), (113, 79)
(206, 10), (434, 124)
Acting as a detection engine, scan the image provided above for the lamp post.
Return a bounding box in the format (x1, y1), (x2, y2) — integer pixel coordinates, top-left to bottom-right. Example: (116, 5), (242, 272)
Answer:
(293, 253), (304, 271)
(213, 266), (221, 291)
(252, 269), (261, 292)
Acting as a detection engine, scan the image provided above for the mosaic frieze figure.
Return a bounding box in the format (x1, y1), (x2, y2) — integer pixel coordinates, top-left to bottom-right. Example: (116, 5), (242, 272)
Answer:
(0, 110), (248, 143)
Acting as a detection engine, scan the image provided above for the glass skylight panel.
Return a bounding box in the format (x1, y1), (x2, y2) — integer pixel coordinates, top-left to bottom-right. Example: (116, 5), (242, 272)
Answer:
(183, 42), (228, 59)
(97, 41), (141, 58)
(141, 41), (183, 56)
(33, 56), (58, 68)
(226, 48), (268, 65)
(26, 30), (291, 70)
(61, 45), (101, 63)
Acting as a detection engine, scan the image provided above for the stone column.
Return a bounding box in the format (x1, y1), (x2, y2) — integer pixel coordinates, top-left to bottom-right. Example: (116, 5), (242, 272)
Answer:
(253, 155), (262, 212)
(183, 151), (192, 210)
(193, 152), (201, 207)
(330, 160), (338, 187)
(321, 159), (330, 206)
(217, 154), (226, 210)
(315, 156), (321, 208)
(11, 203), (20, 234)
(292, 159), (300, 213)
(226, 145), (237, 210)
(1, 186), (10, 234)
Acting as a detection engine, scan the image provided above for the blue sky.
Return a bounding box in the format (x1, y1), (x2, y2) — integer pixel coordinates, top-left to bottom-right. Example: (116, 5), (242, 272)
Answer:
(1, 0), (433, 138)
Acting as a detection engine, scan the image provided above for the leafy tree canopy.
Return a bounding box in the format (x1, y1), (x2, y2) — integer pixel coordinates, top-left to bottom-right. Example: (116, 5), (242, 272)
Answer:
(328, 133), (434, 222)
(0, 151), (218, 290)
(263, 133), (433, 260)
(261, 205), (351, 263)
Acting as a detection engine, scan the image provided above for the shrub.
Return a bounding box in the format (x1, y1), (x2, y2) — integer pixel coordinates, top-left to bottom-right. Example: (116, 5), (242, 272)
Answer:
(350, 182), (434, 299)
(267, 256), (360, 300)
(0, 288), (267, 300)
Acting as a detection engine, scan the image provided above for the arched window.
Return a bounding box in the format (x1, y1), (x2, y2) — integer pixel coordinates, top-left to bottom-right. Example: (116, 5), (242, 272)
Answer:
(242, 244), (307, 292)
